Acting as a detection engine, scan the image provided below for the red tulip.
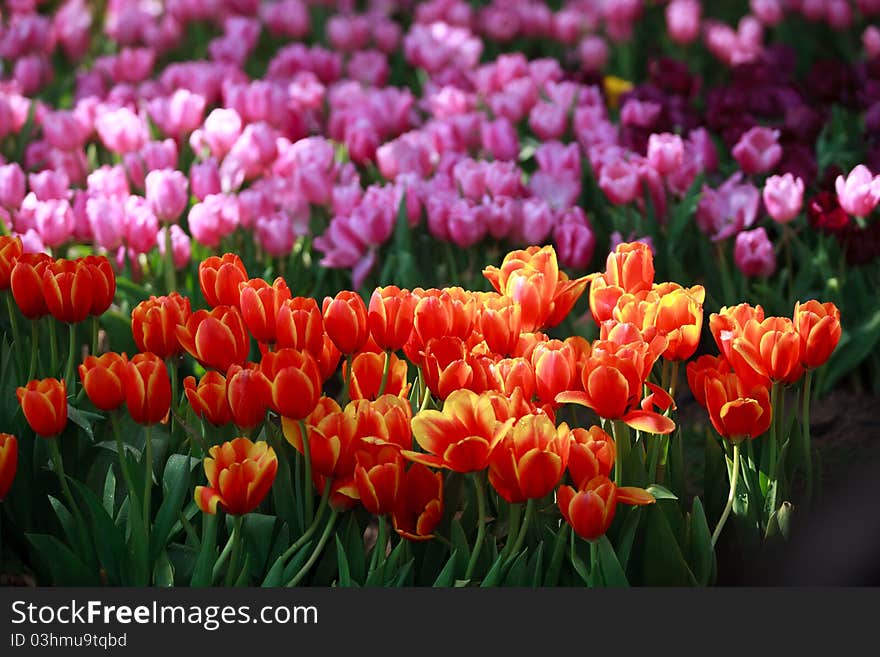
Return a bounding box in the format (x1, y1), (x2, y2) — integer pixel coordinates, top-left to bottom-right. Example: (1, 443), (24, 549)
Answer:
(10, 253), (51, 319)
(16, 378), (67, 437)
(239, 276), (291, 344)
(0, 235), (23, 291)
(176, 305), (250, 371)
(368, 285), (416, 351)
(131, 292), (192, 359)
(260, 348), (322, 420)
(275, 296), (324, 356)
(199, 253), (248, 308)
(42, 258), (94, 324)
(322, 290), (369, 355)
(793, 300), (842, 370)
(78, 352), (128, 411)
(124, 352), (172, 425)
(567, 426), (616, 489)
(195, 437), (278, 515)
(82, 255), (116, 316)
(558, 476), (655, 542)
(184, 371), (233, 426)
(226, 363), (271, 429)
(392, 463), (444, 542)
(0, 433), (17, 500)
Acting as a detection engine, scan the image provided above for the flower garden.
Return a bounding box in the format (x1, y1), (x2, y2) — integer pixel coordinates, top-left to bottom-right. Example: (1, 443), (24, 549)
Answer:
(0, 0), (877, 588)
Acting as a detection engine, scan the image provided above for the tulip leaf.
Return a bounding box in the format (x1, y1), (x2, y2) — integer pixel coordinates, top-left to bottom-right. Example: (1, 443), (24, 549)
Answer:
(153, 549), (175, 587)
(151, 453), (197, 560)
(241, 513), (278, 577)
(596, 536), (629, 588)
(544, 526), (568, 586)
(234, 554), (253, 586)
(26, 533), (101, 586)
(335, 535), (353, 587)
(637, 504), (698, 586)
(529, 543), (545, 587)
(102, 466), (117, 517)
(687, 497), (716, 587)
(394, 560), (415, 587)
(69, 478), (126, 587)
(281, 540), (317, 584)
(432, 550), (459, 587)
(66, 405), (100, 442)
(645, 484), (678, 501)
(569, 531), (592, 586)
(480, 552), (509, 588)
(191, 512), (218, 587)
(47, 495), (79, 556)
(450, 518), (471, 577)
(503, 548), (530, 587)
(342, 513), (367, 585)
(273, 445), (300, 536)
(167, 543), (198, 585)
(665, 430), (688, 501)
(614, 507), (642, 572)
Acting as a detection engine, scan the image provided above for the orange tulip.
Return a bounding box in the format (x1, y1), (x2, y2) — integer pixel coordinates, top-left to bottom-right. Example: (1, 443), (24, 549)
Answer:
(531, 339), (577, 405)
(260, 348), (322, 420)
(488, 413), (571, 503)
(226, 363), (271, 429)
(131, 292), (192, 359)
(732, 316), (803, 385)
(78, 352), (128, 411)
(422, 336), (475, 400)
(316, 332), (342, 382)
(353, 442), (405, 515)
(793, 300), (842, 369)
(567, 426), (616, 489)
(491, 357), (536, 401)
(176, 305), (250, 372)
(703, 369), (772, 443)
(0, 235), (23, 290)
(558, 476), (655, 542)
(41, 258), (93, 324)
(478, 294), (523, 357)
(346, 351), (410, 401)
(405, 389), (515, 472)
(403, 288), (475, 365)
(10, 253), (51, 319)
(281, 396), (342, 455)
(239, 276), (291, 344)
(686, 354), (732, 408)
(653, 284), (705, 361)
(322, 290), (368, 355)
(483, 245), (589, 331)
(709, 303), (767, 389)
(199, 253), (248, 308)
(195, 437), (278, 515)
(0, 433), (17, 500)
(16, 378), (67, 437)
(275, 296), (324, 356)
(589, 241), (655, 324)
(184, 370), (233, 426)
(392, 463), (444, 541)
(556, 342), (675, 434)
(83, 255), (116, 316)
(368, 285), (417, 351)
(124, 352), (172, 425)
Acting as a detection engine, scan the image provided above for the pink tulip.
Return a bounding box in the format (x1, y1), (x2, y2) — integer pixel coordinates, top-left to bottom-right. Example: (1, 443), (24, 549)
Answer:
(124, 195), (159, 254)
(734, 227), (776, 277)
(598, 159), (641, 205)
(28, 170), (69, 201)
(34, 198), (75, 248)
(762, 174), (804, 224)
(528, 102), (568, 141)
(577, 35), (609, 72)
(620, 98), (662, 128)
(554, 207), (595, 270)
(196, 108), (243, 160)
(190, 159), (222, 201)
(864, 26), (880, 59)
(157, 225), (191, 270)
(666, 0), (701, 45)
(145, 169), (189, 223)
(481, 117), (519, 162)
(647, 132), (684, 176)
(86, 196), (126, 251)
(87, 165), (130, 200)
(696, 173), (761, 241)
(42, 110), (87, 152)
(187, 194), (240, 248)
(94, 106), (148, 154)
(0, 163), (26, 209)
(835, 165), (880, 218)
(732, 126), (782, 175)
(255, 211), (296, 257)
(750, 0), (784, 26)
(148, 88), (207, 140)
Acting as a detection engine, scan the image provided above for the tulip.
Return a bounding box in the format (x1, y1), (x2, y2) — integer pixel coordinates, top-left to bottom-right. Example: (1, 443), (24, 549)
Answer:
(42, 258), (94, 324)
(239, 277), (292, 345)
(598, 159), (641, 205)
(131, 292), (192, 360)
(666, 0), (701, 44)
(275, 296), (325, 356)
(322, 290), (369, 355)
(558, 476), (655, 542)
(835, 165), (880, 218)
(226, 363), (271, 430)
(176, 306), (250, 372)
(763, 174), (804, 224)
(488, 414), (571, 503)
(0, 433), (17, 501)
(195, 437), (278, 516)
(653, 285), (705, 361)
(422, 336), (475, 400)
(199, 253), (248, 308)
(478, 295), (523, 358)
(367, 286), (416, 352)
(260, 348), (322, 420)
(793, 300), (842, 370)
(124, 353), (172, 425)
(392, 463), (444, 541)
(647, 133), (684, 176)
(732, 316), (803, 385)
(353, 443), (405, 516)
(734, 227), (776, 278)
(145, 168), (189, 223)
(732, 126), (782, 175)
(568, 426), (616, 489)
(703, 369), (772, 443)
(686, 354), (733, 408)
(347, 351), (409, 401)
(531, 340), (576, 405)
(79, 352), (128, 411)
(16, 378), (68, 437)
(589, 241), (655, 324)
(10, 253), (51, 319)
(0, 235), (23, 290)
(406, 389), (515, 473)
(184, 371), (233, 427)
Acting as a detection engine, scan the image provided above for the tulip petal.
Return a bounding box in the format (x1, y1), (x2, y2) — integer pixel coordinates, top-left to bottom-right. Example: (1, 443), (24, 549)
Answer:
(617, 486), (656, 506)
(622, 410), (676, 435)
(195, 485), (222, 514)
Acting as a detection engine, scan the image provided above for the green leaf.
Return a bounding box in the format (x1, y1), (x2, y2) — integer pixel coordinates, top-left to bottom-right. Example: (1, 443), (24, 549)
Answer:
(596, 536), (629, 588)
(569, 531), (592, 586)
(817, 308), (880, 396)
(393, 560), (414, 587)
(281, 540), (317, 584)
(190, 513), (218, 587)
(167, 543), (198, 585)
(450, 518), (471, 577)
(645, 484), (678, 501)
(153, 550), (175, 587)
(102, 467), (117, 517)
(69, 479), (126, 586)
(637, 505), (698, 586)
(342, 513), (367, 585)
(543, 526), (568, 587)
(479, 552), (509, 588)
(614, 507), (642, 572)
(272, 445), (300, 535)
(66, 406), (100, 442)
(529, 543), (545, 588)
(503, 549), (530, 587)
(687, 498), (717, 587)
(335, 535), (353, 587)
(27, 534), (100, 586)
(432, 550), (459, 587)
(151, 453), (197, 560)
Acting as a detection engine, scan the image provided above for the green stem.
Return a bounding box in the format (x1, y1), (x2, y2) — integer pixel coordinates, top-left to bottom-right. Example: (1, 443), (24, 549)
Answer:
(285, 510), (339, 587)
(711, 442), (741, 547)
(368, 515), (388, 582)
(499, 502), (522, 563)
(179, 511), (199, 547)
(91, 316), (100, 356)
(111, 412), (138, 502)
(801, 370), (813, 509)
(589, 540), (599, 586)
(64, 322), (77, 396)
(506, 499), (534, 564)
(224, 515), (245, 587)
(143, 424), (154, 544)
(48, 438), (85, 530)
(716, 243), (736, 305)
(418, 379), (432, 414)
(298, 420), (314, 526)
(5, 293), (23, 373)
(166, 357), (179, 441)
(163, 225), (176, 294)
(464, 470), (488, 581)
(27, 319), (38, 381)
(48, 317), (59, 375)
(612, 420), (630, 486)
(669, 360), (679, 400)
(377, 350), (392, 397)
(212, 523), (237, 583)
(768, 382), (780, 481)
